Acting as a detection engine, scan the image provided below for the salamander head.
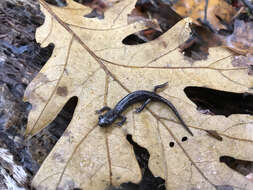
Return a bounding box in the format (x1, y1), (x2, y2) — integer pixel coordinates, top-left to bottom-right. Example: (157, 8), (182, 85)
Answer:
(98, 110), (118, 127)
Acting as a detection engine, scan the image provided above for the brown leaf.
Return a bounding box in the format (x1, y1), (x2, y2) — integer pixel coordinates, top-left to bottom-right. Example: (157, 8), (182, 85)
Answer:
(224, 19), (253, 55)
(126, 0), (182, 44)
(74, 0), (114, 19)
(179, 23), (223, 60)
(128, 0), (182, 32)
(171, 0), (236, 30)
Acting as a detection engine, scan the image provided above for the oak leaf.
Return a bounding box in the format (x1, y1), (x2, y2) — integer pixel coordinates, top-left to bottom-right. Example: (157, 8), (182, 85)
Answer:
(171, 0), (236, 30)
(24, 0), (253, 189)
(223, 19), (253, 55)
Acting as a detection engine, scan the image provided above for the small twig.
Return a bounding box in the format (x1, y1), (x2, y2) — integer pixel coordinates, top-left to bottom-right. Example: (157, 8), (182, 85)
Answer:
(197, 18), (216, 33)
(240, 0), (253, 15)
(231, 7), (245, 20)
(197, 0), (217, 33)
(204, 0), (208, 21)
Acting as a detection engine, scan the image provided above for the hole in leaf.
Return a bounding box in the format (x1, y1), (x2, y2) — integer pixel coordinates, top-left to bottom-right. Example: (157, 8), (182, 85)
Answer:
(122, 33), (146, 45)
(109, 134), (165, 190)
(184, 86), (253, 117)
(220, 156), (253, 177)
(44, 0), (67, 7)
(123, 0), (182, 45)
(181, 136), (187, 142)
(122, 29), (162, 45)
(73, 0), (109, 19)
(84, 9), (104, 20)
(169, 142), (174, 147)
(28, 96), (78, 165)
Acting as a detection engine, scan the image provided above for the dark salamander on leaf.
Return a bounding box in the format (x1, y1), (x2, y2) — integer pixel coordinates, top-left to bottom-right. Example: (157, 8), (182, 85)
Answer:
(96, 83), (193, 136)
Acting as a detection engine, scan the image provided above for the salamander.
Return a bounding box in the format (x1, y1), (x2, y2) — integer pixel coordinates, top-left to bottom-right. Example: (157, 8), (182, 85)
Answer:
(96, 83), (193, 136)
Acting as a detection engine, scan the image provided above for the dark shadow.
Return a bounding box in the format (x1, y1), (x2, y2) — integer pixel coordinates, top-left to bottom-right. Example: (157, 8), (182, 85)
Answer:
(108, 134), (165, 190)
(184, 86), (253, 117)
(122, 28), (162, 45)
(220, 156), (253, 176)
(45, 0), (67, 7)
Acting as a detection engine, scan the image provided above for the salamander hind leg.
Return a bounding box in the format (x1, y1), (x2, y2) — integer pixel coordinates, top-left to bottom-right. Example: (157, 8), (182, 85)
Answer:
(116, 115), (127, 126)
(153, 82), (168, 93)
(135, 99), (151, 113)
(95, 106), (111, 114)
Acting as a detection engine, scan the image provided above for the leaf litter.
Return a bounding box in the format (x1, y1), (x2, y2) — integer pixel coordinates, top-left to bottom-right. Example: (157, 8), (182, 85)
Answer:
(127, 0), (253, 62)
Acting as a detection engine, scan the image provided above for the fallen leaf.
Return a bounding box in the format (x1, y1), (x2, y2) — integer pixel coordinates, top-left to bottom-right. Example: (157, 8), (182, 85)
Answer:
(24, 0), (253, 189)
(223, 19), (253, 55)
(171, 0), (236, 31)
(125, 0), (182, 44)
(179, 23), (223, 60)
(128, 0), (182, 32)
(74, 0), (114, 19)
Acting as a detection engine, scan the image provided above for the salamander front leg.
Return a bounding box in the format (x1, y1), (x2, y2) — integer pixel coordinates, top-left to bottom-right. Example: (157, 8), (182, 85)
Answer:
(135, 99), (151, 113)
(153, 82), (168, 93)
(116, 115), (126, 126)
(95, 106), (111, 114)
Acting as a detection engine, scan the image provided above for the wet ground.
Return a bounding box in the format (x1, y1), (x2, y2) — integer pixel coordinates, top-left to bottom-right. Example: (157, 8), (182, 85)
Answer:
(0, 0), (73, 188)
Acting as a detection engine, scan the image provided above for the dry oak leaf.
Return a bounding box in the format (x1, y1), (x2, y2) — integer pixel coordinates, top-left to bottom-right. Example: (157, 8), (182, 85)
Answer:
(223, 19), (253, 55)
(24, 0), (253, 189)
(171, 0), (236, 30)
